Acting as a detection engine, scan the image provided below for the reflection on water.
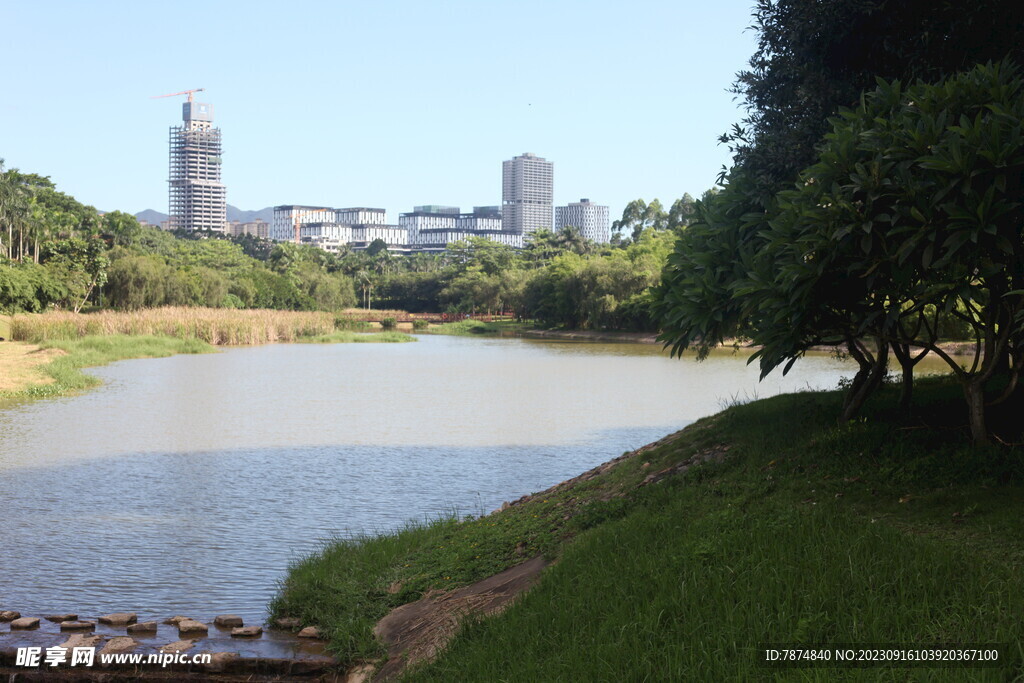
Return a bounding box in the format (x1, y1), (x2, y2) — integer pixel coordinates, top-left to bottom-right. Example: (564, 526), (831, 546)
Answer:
(0, 335), (896, 619)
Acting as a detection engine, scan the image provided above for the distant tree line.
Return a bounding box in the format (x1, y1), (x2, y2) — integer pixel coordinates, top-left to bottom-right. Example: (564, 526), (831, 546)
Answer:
(0, 162), (696, 332)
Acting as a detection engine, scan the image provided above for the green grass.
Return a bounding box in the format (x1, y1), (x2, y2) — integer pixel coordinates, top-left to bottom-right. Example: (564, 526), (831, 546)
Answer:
(0, 335), (213, 400)
(428, 320), (525, 336)
(271, 375), (1024, 679)
(297, 331), (416, 344)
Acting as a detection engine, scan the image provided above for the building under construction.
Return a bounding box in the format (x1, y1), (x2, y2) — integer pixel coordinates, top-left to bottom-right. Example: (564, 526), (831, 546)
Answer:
(168, 99), (226, 231)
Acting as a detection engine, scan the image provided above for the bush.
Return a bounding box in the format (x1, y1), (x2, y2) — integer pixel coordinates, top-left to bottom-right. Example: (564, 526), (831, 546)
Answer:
(381, 316), (397, 330)
(412, 319), (429, 331)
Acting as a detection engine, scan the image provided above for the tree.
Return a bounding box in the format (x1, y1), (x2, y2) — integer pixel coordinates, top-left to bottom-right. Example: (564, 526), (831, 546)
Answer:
(758, 63), (1024, 443)
(612, 199), (668, 241)
(41, 237), (109, 312)
(727, 0), (1024, 203)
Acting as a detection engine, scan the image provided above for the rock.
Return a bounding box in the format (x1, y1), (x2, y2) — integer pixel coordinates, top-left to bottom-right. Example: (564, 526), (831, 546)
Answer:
(60, 633), (103, 650)
(176, 619), (208, 635)
(346, 662), (377, 683)
(275, 617), (301, 629)
(127, 621), (158, 634)
(162, 615), (191, 625)
(0, 610), (20, 621)
(44, 613), (77, 623)
(100, 637), (137, 655)
(214, 614), (243, 628)
(159, 639), (195, 654)
(230, 625), (262, 637)
(205, 652), (239, 673)
(60, 620), (96, 631)
(11, 617), (40, 629)
(99, 612), (137, 626)
(297, 626), (321, 638)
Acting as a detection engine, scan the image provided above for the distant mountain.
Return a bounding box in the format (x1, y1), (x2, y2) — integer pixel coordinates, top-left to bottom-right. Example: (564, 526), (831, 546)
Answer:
(135, 209), (168, 225)
(134, 205), (275, 225)
(226, 205), (274, 223)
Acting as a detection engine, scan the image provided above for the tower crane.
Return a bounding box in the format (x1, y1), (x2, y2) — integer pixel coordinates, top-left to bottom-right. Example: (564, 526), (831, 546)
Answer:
(151, 88), (205, 102)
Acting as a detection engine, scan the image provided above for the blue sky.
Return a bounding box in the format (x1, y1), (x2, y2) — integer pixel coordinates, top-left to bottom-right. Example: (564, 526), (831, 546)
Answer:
(1, 1), (758, 222)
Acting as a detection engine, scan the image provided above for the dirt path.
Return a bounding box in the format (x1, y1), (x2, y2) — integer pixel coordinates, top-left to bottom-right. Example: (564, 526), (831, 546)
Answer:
(369, 556), (549, 681)
(0, 342), (63, 393)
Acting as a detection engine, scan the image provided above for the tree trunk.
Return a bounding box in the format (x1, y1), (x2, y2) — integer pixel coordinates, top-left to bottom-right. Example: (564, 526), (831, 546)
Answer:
(964, 380), (990, 445)
(840, 339), (888, 423)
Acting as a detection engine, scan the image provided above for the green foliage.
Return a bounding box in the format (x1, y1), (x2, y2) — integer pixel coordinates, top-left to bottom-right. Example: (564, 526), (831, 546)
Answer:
(0, 260), (67, 313)
(726, 0), (1024, 202)
(412, 319), (429, 331)
(380, 316), (397, 330)
(40, 237), (109, 312)
(297, 330), (413, 344)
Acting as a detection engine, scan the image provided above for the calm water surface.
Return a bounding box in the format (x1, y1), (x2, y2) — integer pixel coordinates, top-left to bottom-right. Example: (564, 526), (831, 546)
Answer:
(0, 335), (863, 622)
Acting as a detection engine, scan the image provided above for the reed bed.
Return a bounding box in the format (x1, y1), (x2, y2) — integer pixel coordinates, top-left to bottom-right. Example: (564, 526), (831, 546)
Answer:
(12, 307), (341, 346)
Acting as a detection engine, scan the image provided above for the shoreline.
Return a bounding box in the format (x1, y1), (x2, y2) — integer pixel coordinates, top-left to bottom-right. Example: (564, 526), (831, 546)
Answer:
(517, 327), (978, 357)
(0, 330), (414, 404)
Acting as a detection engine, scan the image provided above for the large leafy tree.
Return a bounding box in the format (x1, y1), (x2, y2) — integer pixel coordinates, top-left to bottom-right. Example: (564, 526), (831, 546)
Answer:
(729, 0), (1024, 202)
(754, 64), (1024, 443)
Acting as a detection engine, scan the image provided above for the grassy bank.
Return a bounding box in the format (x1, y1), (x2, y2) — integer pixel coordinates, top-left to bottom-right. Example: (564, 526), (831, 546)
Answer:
(1, 308), (415, 401)
(272, 376), (1024, 680)
(298, 330), (414, 344)
(9, 307), (371, 345)
(0, 335), (214, 400)
(428, 320), (527, 336)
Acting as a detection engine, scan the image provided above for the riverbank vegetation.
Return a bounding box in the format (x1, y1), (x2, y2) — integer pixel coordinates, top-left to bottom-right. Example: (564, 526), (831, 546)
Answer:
(272, 376), (1024, 679)
(0, 309), (415, 400)
(0, 335), (213, 400)
(8, 307), (384, 345)
(297, 330), (413, 344)
(0, 160), (694, 332)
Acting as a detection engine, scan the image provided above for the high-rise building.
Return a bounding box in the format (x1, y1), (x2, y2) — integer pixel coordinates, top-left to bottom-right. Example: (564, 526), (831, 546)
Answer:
(168, 101), (227, 231)
(556, 198), (611, 243)
(502, 153), (553, 236)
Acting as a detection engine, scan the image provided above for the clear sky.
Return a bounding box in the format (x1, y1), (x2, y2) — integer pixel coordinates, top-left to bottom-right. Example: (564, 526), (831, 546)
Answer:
(1, 1), (758, 222)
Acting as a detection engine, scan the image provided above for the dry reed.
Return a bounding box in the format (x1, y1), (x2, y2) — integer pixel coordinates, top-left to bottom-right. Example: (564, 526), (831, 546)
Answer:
(11, 307), (341, 346)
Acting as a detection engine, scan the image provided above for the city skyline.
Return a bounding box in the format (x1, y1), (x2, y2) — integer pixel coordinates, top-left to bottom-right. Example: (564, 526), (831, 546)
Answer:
(1, 1), (758, 225)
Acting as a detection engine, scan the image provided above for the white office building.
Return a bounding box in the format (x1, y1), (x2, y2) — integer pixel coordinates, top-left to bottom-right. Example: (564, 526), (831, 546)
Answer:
(555, 198), (611, 243)
(502, 153), (553, 236)
(399, 206), (523, 251)
(271, 205), (333, 242)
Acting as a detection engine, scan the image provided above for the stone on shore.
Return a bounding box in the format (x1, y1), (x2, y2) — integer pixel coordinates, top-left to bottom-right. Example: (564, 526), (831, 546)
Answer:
(60, 620), (96, 631)
(230, 625), (262, 637)
(162, 615), (191, 625)
(177, 619), (208, 635)
(99, 612), (137, 626)
(214, 614), (244, 628)
(100, 637), (137, 655)
(297, 626), (321, 638)
(160, 639), (195, 654)
(11, 617), (40, 629)
(60, 633), (103, 650)
(0, 610), (20, 621)
(127, 621), (158, 634)
(44, 613), (77, 623)
(206, 652), (239, 673)
(275, 617), (301, 629)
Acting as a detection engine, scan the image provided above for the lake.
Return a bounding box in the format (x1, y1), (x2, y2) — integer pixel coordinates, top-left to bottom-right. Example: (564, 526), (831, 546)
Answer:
(0, 334), (866, 623)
